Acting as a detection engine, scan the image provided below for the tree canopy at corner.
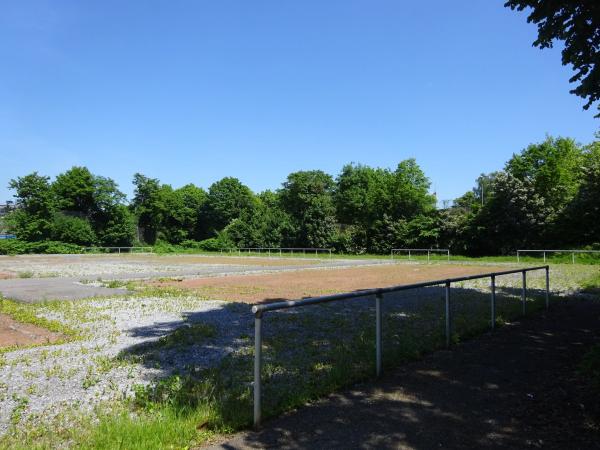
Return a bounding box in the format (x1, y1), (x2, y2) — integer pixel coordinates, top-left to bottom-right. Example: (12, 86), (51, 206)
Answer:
(505, 0), (600, 117)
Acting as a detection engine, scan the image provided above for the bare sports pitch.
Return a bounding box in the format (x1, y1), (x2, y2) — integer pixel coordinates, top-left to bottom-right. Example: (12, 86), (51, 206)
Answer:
(0, 253), (596, 447)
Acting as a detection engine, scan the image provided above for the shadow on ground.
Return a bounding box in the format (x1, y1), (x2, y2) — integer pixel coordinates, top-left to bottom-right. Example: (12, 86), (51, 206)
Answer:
(210, 299), (600, 449)
(113, 280), (581, 447)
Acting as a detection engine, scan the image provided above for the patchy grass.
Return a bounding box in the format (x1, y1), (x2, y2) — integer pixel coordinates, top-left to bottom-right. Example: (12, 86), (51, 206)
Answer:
(0, 264), (596, 449)
(581, 271), (600, 294)
(579, 344), (600, 392)
(72, 286), (541, 449)
(0, 297), (81, 353)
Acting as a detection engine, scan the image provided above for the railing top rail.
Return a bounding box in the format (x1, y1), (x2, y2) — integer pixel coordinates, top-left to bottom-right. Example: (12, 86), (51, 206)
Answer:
(237, 247), (331, 251)
(518, 249), (600, 253)
(252, 265), (549, 315)
(391, 248), (449, 251)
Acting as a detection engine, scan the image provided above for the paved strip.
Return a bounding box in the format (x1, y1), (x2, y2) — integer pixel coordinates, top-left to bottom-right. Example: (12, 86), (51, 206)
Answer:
(207, 300), (600, 450)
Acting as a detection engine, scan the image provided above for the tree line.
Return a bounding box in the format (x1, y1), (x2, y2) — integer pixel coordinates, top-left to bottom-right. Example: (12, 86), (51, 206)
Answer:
(2, 136), (599, 255)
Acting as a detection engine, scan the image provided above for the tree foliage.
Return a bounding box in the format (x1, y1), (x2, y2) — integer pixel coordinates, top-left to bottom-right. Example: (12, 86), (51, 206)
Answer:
(505, 0), (600, 117)
(5, 136), (599, 254)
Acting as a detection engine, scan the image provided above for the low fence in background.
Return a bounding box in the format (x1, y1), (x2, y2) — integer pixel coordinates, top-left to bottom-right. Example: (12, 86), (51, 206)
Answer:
(517, 249), (600, 264)
(250, 265), (550, 427)
(83, 246), (154, 254)
(220, 247), (332, 258)
(391, 248), (450, 262)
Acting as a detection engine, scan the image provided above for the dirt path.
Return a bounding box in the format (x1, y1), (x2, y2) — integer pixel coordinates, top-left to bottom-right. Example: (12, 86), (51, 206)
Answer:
(207, 300), (600, 449)
(155, 264), (509, 303)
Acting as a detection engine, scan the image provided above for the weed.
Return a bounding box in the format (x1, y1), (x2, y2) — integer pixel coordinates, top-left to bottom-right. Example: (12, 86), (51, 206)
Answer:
(10, 395), (29, 425)
(579, 344), (600, 391)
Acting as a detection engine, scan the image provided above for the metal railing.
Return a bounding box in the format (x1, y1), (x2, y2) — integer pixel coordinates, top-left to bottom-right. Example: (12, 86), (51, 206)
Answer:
(517, 249), (600, 264)
(83, 246), (154, 254)
(220, 247), (333, 258)
(250, 265), (550, 427)
(391, 248), (450, 262)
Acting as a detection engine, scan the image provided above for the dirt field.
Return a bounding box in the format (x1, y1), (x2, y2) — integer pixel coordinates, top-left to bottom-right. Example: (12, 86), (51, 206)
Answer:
(151, 263), (511, 303)
(0, 314), (64, 348)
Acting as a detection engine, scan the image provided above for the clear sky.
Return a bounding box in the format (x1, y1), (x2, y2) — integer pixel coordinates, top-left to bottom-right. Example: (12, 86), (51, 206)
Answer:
(0, 0), (597, 204)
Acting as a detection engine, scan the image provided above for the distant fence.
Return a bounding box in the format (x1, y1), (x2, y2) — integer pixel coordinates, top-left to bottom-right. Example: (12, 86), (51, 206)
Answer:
(251, 264), (550, 427)
(0, 234), (16, 240)
(391, 248), (450, 262)
(517, 249), (600, 264)
(220, 247), (332, 258)
(83, 246), (154, 254)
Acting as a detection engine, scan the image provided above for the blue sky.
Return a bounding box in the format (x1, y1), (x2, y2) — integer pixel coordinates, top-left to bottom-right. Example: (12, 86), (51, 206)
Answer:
(0, 0), (597, 204)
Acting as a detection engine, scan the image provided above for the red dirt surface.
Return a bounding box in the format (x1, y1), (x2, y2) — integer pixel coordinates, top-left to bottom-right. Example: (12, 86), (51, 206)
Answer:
(0, 314), (64, 349)
(0, 271), (14, 279)
(152, 264), (510, 304)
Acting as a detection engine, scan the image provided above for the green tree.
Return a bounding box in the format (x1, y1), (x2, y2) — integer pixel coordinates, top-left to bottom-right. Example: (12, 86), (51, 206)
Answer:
(280, 170), (337, 248)
(505, 136), (584, 214)
(559, 140), (600, 245)
(162, 184), (208, 243)
(50, 214), (96, 246)
(505, 0), (600, 117)
(6, 172), (54, 241)
(52, 166), (96, 215)
(389, 159), (436, 219)
(96, 204), (136, 246)
(203, 177), (256, 234)
(225, 191), (295, 248)
(335, 164), (390, 227)
(131, 173), (166, 244)
(473, 172), (550, 254)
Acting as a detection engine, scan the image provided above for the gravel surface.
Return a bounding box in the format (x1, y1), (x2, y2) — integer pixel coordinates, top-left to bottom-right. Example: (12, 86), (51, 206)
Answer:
(0, 295), (248, 436)
(0, 254), (383, 279)
(0, 274), (534, 438)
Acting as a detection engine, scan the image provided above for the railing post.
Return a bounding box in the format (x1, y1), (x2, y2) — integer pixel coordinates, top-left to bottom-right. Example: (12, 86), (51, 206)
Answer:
(445, 281), (451, 347)
(572, 252), (575, 264)
(545, 266), (550, 310)
(253, 313), (263, 428)
(521, 271), (527, 315)
(517, 251), (520, 263)
(490, 275), (496, 330)
(408, 250), (411, 260)
(375, 292), (383, 377)
(447, 250), (450, 262)
(543, 251), (546, 263)
(427, 250), (430, 262)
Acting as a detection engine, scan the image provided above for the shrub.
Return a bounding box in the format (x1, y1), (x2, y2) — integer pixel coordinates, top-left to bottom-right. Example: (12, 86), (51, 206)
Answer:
(0, 240), (82, 255)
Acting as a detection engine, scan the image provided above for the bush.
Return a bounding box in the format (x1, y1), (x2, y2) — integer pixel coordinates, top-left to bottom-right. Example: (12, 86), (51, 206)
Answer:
(0, 240), (29, 255)
(179, 240), (204, 250)
(197, 237), (232, 252)
(51, 214), (96, 246)
(0, 240), (83, 255)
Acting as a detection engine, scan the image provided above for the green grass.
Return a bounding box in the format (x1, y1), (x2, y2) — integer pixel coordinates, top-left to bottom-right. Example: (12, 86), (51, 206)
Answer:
(0, 296), (81, 353)
(579, 344), (600, 392)
(581, 271), (600, 293)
